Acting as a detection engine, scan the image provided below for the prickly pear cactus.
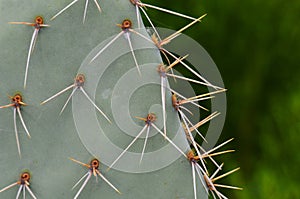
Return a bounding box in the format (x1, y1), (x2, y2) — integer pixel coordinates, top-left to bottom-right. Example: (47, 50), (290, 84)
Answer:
(0, 0), (239, 199)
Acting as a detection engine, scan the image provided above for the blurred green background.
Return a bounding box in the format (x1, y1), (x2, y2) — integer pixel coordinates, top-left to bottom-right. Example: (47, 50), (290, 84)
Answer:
(145, 0), (300, 198)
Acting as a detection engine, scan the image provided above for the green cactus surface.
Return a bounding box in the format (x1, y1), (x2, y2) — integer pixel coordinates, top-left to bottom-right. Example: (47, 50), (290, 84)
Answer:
(0, 0), (211, 198)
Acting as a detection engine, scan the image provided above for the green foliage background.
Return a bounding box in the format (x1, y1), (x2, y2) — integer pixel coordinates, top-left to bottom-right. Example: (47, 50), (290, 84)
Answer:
(145, 0), (300, 198)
